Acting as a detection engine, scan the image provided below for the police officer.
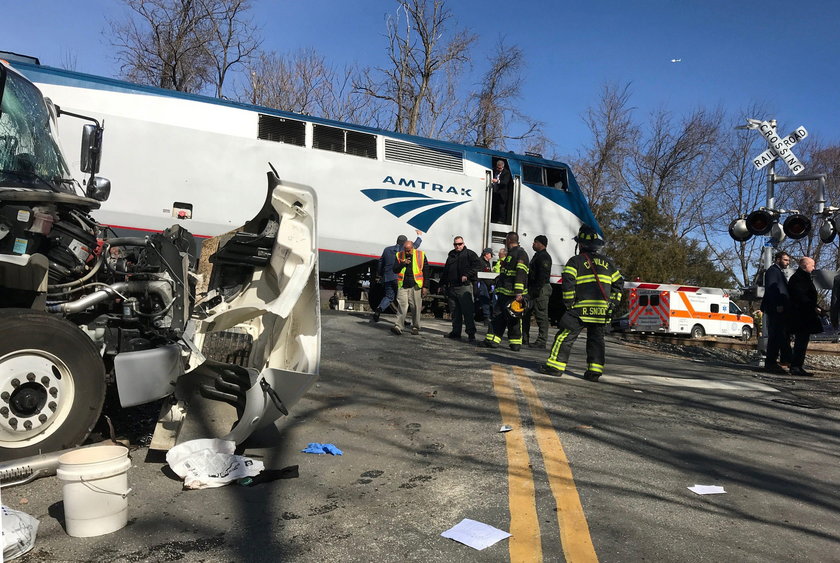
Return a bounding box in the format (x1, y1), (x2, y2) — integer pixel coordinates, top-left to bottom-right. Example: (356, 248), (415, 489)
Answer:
(523, 235), (552, 349)
(481, 232), (529, 351)
(540, 225), (623, 380)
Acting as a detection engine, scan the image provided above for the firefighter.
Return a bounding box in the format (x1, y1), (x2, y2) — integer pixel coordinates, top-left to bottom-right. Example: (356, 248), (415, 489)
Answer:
(539, 225), (623, 380)
(480, 232), (529, 351)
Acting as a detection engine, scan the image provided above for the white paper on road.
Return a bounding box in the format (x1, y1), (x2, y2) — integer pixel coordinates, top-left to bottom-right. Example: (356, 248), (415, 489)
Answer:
(441, 518), (511, 550)
(499, 425), (513, 432)
(688, 485), (727, 495)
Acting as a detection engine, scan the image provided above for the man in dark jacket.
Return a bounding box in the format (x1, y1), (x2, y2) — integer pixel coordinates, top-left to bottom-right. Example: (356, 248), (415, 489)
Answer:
(373, 230), (422, 322)
(490, 160), (512, 223)
(759, 251), (792, 373)
(539, 225), (622, 380)
(442, 236), (481, 341)
(523, 235), (553, 349)
(475, 248), (494, 323)
(481, 232), (529, 351)
(831, 271), (840, 330)
(786, 257), (822, 376)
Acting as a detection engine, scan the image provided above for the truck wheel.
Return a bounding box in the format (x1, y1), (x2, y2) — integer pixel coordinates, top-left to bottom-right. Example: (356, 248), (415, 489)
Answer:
(690, 324), (705, 339)
(741, 326), (753, 341)
(0, 309), (106, 461)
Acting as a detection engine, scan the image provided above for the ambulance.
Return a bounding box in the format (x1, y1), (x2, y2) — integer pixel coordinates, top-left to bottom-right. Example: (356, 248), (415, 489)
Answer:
(625, 282), (754, 340)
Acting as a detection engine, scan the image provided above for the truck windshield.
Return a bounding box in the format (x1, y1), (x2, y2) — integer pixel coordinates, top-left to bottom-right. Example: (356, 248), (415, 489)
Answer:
(0, 66), (74, 193)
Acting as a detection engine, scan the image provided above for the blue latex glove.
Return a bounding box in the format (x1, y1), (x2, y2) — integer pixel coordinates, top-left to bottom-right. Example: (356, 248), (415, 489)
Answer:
(301, 442), (343, 455)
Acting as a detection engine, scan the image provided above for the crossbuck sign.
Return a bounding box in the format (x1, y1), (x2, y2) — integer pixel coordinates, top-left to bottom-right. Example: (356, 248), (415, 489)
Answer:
(745, 118), (808, 175)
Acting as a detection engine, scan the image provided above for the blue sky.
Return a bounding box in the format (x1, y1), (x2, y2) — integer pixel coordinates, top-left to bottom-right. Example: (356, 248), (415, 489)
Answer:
(4, 0), (839, 158)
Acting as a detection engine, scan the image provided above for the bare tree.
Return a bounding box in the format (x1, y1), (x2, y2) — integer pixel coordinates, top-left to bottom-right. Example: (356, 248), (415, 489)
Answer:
(243, 49), (375, 124)
(109, 0), (258, 97)
(571, 82), (637, 224)
(627, 106), (724, 237)
(355, 0), (474, 137)
(59, 49), (79, 72)
(456, 39), (544, 150)
(197, 0), (260, 98)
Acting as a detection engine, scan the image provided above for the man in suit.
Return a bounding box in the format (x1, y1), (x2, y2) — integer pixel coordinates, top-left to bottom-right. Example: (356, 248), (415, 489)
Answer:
(760, 251), (792, 373)
(490, 160), (512, 223)
(786, 257), (822, 376)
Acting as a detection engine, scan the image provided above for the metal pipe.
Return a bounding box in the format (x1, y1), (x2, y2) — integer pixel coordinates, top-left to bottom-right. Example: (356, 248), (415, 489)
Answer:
(0, 440), (126, 488)
(46, 280), (174, 315)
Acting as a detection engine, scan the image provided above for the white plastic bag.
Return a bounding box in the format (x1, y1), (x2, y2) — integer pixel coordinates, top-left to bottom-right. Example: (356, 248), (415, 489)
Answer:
(2, 505), (39, 560)
(166, 439), (263, 489)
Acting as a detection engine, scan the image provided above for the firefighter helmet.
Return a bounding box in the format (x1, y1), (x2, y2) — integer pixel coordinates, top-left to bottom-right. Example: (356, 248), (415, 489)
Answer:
(574, 224), (605, 250)
(507, 296), (530, 318)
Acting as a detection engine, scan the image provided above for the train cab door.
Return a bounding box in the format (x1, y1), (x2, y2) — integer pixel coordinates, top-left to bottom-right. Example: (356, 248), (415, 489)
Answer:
(483, 157), (520, 250)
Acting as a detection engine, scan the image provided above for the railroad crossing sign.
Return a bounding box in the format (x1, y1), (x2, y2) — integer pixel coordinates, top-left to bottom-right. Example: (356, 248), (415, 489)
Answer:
(743, 118), (807, 175)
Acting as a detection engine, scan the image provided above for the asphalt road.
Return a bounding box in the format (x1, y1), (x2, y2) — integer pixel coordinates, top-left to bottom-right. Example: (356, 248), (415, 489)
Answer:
(6, 310), (840, 562)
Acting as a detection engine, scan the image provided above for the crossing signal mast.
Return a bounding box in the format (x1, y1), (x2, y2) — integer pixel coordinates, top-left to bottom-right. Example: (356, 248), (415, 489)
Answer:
(727, 118), (838, 270)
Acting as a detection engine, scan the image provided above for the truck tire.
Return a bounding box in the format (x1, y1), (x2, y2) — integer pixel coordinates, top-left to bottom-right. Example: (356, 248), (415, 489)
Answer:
(741, 326), (753, 341)
(0, 309), (106, 461)
(690, 324), (705, 339)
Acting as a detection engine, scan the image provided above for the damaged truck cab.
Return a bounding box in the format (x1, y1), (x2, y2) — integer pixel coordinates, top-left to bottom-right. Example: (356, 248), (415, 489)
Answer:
(0, 59), (319, 461)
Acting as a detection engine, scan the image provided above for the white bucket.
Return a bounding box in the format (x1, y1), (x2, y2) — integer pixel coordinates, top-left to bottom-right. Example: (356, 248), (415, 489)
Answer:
(57, 445), (132, 537)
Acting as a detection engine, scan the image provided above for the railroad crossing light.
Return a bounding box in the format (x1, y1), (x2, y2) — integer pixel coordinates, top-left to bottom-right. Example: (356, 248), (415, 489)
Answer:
(782, 213), (811, 240)
(745, 209), (776, 236)
(818, 216), (838, 243)
(728, 217), (751, 242)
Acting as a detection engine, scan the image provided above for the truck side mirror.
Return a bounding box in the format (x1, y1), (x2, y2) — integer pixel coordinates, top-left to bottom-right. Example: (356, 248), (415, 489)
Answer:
(86, 176), (111, 202)
(80, 123), (103, 174)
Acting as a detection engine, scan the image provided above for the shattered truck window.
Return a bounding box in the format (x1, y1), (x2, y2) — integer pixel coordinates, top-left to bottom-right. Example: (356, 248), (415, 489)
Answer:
(0, 70), (73, 192)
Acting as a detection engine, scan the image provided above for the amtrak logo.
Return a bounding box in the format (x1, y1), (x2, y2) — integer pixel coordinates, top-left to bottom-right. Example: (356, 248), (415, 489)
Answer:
(362, 176), (471, 231)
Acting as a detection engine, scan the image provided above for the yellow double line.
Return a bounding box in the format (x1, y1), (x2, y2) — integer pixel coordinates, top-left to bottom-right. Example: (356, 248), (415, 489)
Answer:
(492, 365), (598, 563)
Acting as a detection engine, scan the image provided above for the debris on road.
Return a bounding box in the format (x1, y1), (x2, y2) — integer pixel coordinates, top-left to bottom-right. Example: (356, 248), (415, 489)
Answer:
(688, 485), (727, 495)
(441, 518), (511, 550)
(166, 439), (263, 489)
(301, 443), (343, 455)
(2, 505), (39, 560)
(499, 425), (513, 433)
(238, 466), (299, 487)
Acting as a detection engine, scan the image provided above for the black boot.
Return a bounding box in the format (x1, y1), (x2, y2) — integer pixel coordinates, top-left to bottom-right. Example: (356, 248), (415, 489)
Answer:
(372, 307), (381, 322)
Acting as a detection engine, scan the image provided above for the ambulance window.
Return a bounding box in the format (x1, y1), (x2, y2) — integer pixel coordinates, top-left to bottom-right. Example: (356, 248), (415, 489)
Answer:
(650, 295), (660, 307)
(710, 303), (719, 313)
(639, 296), (648, 306)
(729, 301), (741, 314)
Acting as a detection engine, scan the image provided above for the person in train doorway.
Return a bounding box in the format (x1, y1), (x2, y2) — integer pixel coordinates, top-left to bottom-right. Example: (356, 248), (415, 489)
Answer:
(832, 270), (840, 330)
(539, 225), (623, 380)
(392, 239), (429, 335)
(785, 256), (823, 376)
(523, 235), (553, 349)
(490, 160), (512, 224)
(373, 230), (422, 323)
(442, 236), (482, 342)
(476, 248), (495, 324)
(759, 250), (792, 374)
(481, 232), (529, 351)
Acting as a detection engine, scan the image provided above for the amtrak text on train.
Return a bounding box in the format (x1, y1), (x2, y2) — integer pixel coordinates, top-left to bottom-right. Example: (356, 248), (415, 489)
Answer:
(382, 176), (472, 197)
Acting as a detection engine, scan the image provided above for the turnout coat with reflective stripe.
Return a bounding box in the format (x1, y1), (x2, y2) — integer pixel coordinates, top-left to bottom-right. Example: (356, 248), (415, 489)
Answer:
(562, 251), (623, 323)
(496, 245), (530, 296)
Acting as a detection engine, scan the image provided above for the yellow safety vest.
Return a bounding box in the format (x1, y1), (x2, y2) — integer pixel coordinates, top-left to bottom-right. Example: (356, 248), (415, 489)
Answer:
(396, 249), (425, 289)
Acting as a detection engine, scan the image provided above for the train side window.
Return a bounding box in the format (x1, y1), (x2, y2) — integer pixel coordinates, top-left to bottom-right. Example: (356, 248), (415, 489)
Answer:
(650, 295), (660, 307)
(710, 303), (720, 313)
(257, 114), (305, 146)
(545, 166), (569, 190)
(522, 164), (542, 184)
(313, 124), (344, 153)
(639, 295), (649, 306)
